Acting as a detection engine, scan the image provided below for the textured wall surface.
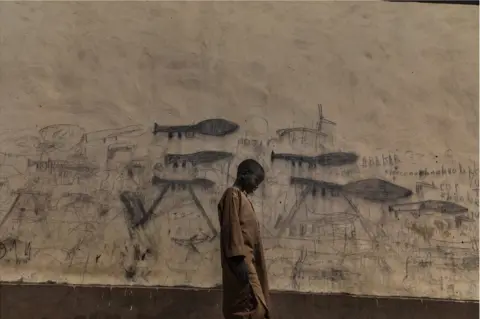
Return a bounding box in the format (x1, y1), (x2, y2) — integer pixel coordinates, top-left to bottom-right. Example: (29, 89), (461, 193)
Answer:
(0, 2), (478, 300)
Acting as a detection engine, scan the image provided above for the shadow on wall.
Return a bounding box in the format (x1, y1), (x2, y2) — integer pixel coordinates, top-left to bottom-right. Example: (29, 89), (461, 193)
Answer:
(385, 0), (479, 4)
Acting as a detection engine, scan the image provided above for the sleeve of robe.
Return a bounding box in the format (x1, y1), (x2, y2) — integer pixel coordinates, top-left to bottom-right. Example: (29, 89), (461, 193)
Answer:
(220, 188), (245, 258)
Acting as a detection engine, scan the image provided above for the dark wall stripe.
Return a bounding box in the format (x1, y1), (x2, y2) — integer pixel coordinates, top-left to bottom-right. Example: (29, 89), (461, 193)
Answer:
(0, 284), (478, 319)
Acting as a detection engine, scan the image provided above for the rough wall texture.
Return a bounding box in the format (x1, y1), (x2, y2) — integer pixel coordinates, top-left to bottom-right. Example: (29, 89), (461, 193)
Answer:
(0, 2), (478, 301)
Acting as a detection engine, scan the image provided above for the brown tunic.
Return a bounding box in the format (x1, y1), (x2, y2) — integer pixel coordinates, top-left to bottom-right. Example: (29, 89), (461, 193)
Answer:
(218, 187), (270, 319)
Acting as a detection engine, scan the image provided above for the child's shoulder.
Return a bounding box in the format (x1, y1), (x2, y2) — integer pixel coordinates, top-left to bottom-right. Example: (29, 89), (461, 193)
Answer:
(222, 186), (242, 198)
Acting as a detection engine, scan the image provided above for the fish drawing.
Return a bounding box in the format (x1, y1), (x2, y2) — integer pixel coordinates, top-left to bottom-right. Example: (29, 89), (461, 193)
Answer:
(153, 118), (239, 139)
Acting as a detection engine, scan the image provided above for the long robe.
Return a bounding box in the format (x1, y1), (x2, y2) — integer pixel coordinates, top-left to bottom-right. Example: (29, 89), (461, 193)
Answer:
(218, 187), (270, 319)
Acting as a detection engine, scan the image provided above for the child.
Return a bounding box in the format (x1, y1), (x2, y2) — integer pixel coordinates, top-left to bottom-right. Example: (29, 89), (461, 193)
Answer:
(218, 159), (270, 319)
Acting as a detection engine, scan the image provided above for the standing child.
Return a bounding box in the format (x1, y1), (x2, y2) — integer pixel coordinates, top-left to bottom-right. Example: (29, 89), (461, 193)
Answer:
(217, 159), (270, 319)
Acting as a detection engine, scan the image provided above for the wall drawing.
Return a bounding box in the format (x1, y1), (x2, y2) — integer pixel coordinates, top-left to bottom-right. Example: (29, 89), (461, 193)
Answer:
(0, 109), (477, 301)
(276, 104), (335, 139)
(153, 118), (239, 139)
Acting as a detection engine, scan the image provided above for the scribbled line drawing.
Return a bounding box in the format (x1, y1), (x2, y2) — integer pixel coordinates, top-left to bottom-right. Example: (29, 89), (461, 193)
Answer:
(27, 158), (97, 175)
(0, 242), (6, 260)
(291, 249), (307, 289)
(409, 254), (480, 272)
(308, 212), (358, 226)
(11, 135), (43, 154)
(152, 176), (217, 241)
(416, 181), (436, 193)
(288, 177), (342, 197)
(453, 215), (475, 227)
(406, 249), (479, 274)
(271, 151), (358, 167)
(12, 189), (51, 214)
(84, 125), (144, 143)
(125, 160), (146, 178)
(164, 151), (233, 168)
(0, 238), (31, 264)
(38, 124), (85, 151)
(0, 190), (52, 232)
(61, 192), (95, 203)
(10, 124), (85, 154)
(389, 200), (468, 218)
(288, 177), (412, 202)
(106, 143), (136, 160)
(56, 191), (111, 216)
(153, 118), (239, 139)
(171, 233), (213, 252)
(121, 177), (217, 239)
(274, 179), (344, 237)
(275, 176), (412, 274)
(276, 104), (335, 138)
(415, 181), (436, 199)
(276, 127), (327, 137)
(151, 176), (215, 191)
(120, 191), (153, 228)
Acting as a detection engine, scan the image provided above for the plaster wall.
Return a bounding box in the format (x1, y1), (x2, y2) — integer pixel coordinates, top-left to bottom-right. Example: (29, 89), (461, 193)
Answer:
(0, 1), (477, 300)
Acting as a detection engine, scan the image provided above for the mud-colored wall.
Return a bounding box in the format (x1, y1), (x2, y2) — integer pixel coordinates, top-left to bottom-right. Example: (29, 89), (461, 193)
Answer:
(0, 2), (478, 300)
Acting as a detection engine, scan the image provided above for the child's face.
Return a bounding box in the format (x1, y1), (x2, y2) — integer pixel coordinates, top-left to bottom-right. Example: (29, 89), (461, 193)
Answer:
(243, 173), (264, 194)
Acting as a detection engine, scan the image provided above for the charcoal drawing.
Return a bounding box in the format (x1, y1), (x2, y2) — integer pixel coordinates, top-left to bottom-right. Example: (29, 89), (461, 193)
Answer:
(164, 151), (233, 168)
(310, 212), (358, 226)
(125, 159), (146, 177)
(0, 115), (477, 300)
(58, 192), (95, 206)
(120, 191), (148, 228)
(106, 143), (136, 161)
(289, 177), (343, 197)
(276, 127), (327, 138)
(0, 237), (32, 264)
(27, 158), (98, 176)
(121, 177), (217, 230)
(274, 184), (313, 236)
(186, 185), (218, 239)
(12, 135), (43, 154)
(152, 118), (239, 138)
(454, 215), (474, 227)
(388, 200), (469, 218)
(38, 124), (85, 151)
(341, 178), (413, 202)
(0, 242), (6, 260)
(151, 176), (216, 191)
(0, 193), (21, 231)
(84, 125), (145, 143)
(277, 176), (401, 274)
(288, 177), (411, 202)
(120, 184), (170, 229)
(171, 233), (213, 251)
(276, 104), (336, 138)
(151, 176), (217, 238)
(271, 151), (358, 167)
(7, 190), (51, 216)
(291, 249), (307, 289)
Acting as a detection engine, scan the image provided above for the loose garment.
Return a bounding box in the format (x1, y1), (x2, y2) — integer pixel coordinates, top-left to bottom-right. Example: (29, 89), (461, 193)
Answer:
(218, 187), (270, 319)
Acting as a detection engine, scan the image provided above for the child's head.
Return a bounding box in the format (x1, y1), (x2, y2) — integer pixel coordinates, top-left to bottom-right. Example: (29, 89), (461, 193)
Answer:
(236, 159), (265, 194)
